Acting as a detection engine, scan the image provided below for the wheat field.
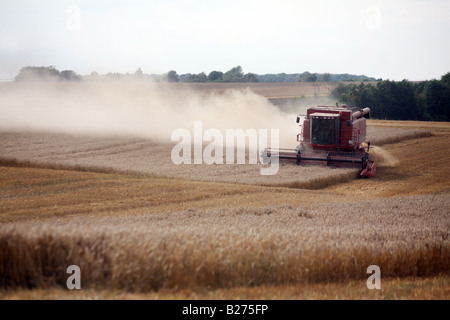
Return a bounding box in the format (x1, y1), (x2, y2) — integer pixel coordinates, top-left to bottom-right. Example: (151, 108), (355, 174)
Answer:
(1, 195), (448, 292)
(0, 120), (449, 299)
(0, 82), (449, 299)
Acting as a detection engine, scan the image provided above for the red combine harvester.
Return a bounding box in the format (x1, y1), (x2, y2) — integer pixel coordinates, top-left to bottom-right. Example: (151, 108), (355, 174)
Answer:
(263, 105), (376, 178)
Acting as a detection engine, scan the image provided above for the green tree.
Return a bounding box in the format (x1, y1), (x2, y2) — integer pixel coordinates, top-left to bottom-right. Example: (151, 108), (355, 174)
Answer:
(306, 74), (317, 82)
(243, 73), (259, 82)
(60, 70), (81, 81)
(441, 72), (450, 87)
(331, 83), (349, 100)
(223, 66), (244, 82)
(186, 72), (208, 82)
(15, 66), (61, 81)
(166, 70), (179, 82)
(425, 80), (450, 121)
(392, 80), (421, 120)
(332, 80), (424, 120)
(358, 84), (379, 114)
(298, 71), (317, 82)
(208, 71), (224, 82)
(321, 73), (331, 82)
(196, 72), (208, 82)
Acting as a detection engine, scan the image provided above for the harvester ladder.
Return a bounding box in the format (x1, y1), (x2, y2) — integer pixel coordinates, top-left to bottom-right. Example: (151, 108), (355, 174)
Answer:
(352, 128), (359, 145)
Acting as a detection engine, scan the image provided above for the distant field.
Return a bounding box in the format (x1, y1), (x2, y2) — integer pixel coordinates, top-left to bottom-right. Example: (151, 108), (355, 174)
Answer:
(174, 82), (340, 99)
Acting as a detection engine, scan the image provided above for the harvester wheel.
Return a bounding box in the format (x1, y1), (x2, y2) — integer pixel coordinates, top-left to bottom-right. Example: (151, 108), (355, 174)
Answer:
(296, 149), (301, 166)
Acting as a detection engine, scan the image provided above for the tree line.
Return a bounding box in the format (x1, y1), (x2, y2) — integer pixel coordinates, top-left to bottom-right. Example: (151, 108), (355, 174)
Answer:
(15, 66), (81, 82)
(14, 66), (377, 83)
(259, 72), (378, 83)
(173, 70), (378, 83)
(176, 66), (259, 83)
(13, 66), (259, 83)
(331, 73), (450, 121)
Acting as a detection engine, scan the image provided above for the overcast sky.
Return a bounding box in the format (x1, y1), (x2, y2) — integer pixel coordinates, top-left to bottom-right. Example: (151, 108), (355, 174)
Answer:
(1, 0), (449, 81)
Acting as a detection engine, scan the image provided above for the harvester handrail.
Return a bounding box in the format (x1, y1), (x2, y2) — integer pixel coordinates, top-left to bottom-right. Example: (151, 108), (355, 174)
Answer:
(266, 148), (298, 152)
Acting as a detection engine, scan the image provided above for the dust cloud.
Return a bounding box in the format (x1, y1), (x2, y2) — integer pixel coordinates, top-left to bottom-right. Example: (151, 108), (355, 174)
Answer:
(370, 146), (400, 167)
(0, 82), (300, 149)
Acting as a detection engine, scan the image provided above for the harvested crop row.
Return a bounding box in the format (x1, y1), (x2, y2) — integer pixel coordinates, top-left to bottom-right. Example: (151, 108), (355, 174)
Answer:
(0, 126), (428, 188)
(366, 127), (431, 146)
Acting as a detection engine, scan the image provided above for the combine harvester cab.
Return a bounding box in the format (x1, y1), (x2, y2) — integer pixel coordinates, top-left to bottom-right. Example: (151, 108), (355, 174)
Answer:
(263, 105), (376, 178)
